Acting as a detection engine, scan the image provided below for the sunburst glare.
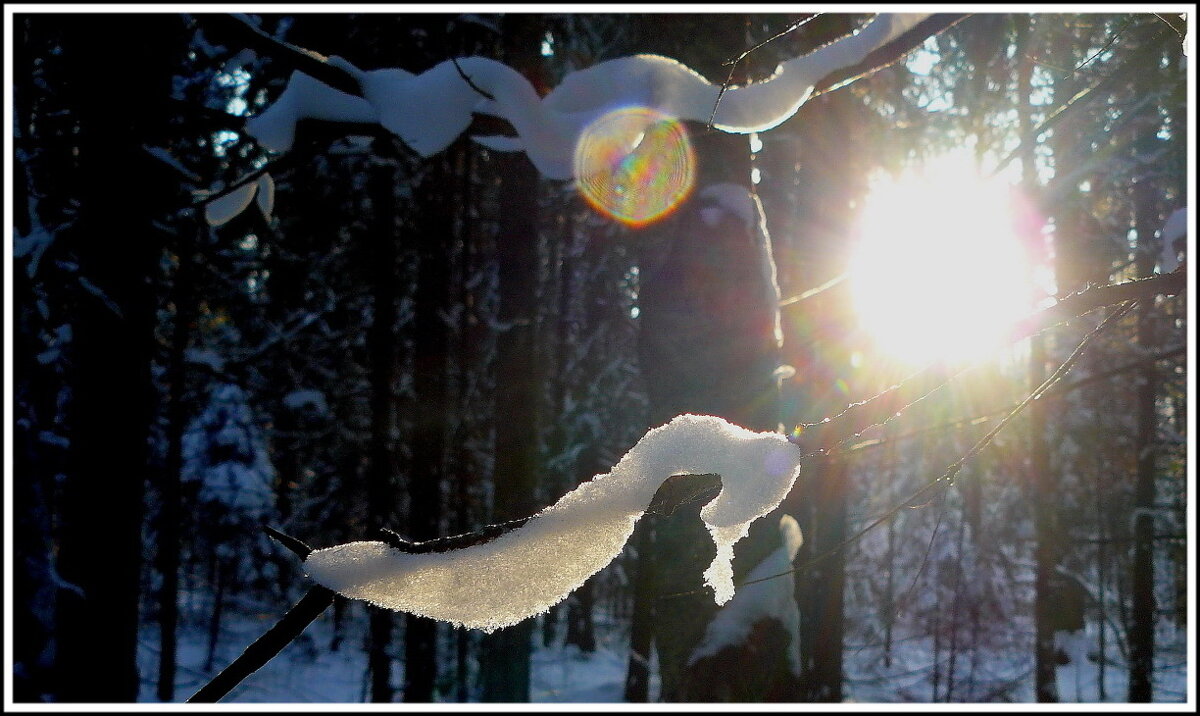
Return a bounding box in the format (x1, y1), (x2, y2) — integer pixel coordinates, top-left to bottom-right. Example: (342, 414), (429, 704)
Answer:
(848, 154), (1041, 366)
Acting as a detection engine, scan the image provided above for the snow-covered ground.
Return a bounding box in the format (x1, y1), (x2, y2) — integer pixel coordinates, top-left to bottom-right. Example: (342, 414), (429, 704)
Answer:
(138, 597), (655, 703)
(140, 591), (1185, 703)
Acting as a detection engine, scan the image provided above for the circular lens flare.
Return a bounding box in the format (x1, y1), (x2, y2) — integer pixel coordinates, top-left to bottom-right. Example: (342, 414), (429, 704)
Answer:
(574, 107), (695, 226)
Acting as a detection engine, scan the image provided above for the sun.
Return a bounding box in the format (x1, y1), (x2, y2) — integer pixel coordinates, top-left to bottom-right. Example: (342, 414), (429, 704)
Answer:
(848, 154), (1040, 366)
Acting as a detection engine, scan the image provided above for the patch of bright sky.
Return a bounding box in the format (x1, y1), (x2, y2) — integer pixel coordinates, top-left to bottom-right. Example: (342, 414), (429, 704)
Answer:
(906, 36), (949, 112)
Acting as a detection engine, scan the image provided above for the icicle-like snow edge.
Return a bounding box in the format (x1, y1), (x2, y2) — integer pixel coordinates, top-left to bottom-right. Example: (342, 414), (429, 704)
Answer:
(303, 414), (803, 632)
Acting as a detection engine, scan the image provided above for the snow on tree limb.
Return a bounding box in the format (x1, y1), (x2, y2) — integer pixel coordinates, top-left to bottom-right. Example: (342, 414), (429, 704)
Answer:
(241, 13), (930, 180)
(303, 414), (804, 632)
(688, 514), (805, 676)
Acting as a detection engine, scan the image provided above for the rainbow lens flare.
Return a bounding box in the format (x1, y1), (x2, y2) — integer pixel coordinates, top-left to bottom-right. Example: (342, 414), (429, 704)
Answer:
(573, 107), (695, 226)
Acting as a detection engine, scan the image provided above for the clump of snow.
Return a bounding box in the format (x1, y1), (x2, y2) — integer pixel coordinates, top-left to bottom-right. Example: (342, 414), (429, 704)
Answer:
(1159, 207), (1186, 273)
(688, 513), (804, 675)
(255, 173), (275, 221)
(244, 69), (377, 153)
(204, 173), (276, 226)
(204, 182), (256, 226)
(242, 14), (929, 181)
(304, 414), (803, 632)
(697, 183), (759, 228)
(283, 388), (328, 415)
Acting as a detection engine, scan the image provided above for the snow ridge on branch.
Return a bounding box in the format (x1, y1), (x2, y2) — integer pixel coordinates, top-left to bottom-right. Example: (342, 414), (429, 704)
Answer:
(243, 14), (929, 180)
(302, 414), (804, 632)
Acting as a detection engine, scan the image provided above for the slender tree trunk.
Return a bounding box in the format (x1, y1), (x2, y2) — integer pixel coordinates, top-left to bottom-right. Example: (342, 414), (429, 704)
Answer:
(479, 147), (542, 704)
(204, 554), (225, 674)
(156, 222), (201, 702)
(1015, 16), (1059, 703)
(53, 15), (183, 702)
(806, 454), (848, 702)
(882, 437), (898, 669)
(404, 151), (455, 702)
(566, 579), (597, 653)
(624, 520), (656, 702)
(1127, 132), (1161, 703)
(366, 163), (401, 702)
(479, 16), (545, 702)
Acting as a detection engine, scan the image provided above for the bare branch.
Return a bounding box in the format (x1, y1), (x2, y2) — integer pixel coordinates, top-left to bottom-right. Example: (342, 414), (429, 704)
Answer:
(186, 586), (337, 702)
(738, 299), (1142, 592)
(200, 13), (363, 97)
(708, 14), (823, 129)
(452, 57), (497, 101)
(811, 13), (971, 98)
(263, 525), (312, 559)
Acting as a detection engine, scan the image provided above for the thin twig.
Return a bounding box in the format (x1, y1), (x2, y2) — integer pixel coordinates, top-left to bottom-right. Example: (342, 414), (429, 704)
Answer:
(451, 57), (496, 101)
(708, 14), (823, 130)
(842, 343), (1188, 455)
(990, 23), (1173, 179)
(1152, 12), (1186, 40)
(727, 299), (1140, 594)
(201, 14), (363, 97)
(263, 525), (312, 559)
(788, 270), (1185, 461)
(810, 14), (972, 99)
(1065, 16), (1134, 79)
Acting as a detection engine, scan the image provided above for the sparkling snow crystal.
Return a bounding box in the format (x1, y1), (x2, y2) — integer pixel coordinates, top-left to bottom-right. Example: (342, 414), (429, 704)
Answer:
(304, 414), (804, 632)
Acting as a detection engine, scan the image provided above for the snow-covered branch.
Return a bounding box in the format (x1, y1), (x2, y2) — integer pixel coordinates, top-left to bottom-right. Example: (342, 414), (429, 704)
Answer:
(304, 415), (803, 632)
(202, 13), (362, 97)
(239, 13), (932, 180)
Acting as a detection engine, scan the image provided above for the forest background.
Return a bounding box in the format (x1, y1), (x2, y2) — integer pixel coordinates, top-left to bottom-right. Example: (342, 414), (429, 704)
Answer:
(7, 6), (1193, 706)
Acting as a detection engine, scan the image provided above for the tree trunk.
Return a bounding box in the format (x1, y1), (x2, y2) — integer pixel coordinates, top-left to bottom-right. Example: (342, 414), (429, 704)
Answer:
(204, 554), (225, 674)
(804, 455), (849, 702)
(479, 146), (542, 704)
(624, 520), (656, 702)
(1014, 17), (1059, 702)
(53, 15), (183, 702)
(403, 150), (456, 702)
(479, 16), (545, 702)
(367, 163), (401, 702)
(636, 123), (786, 701)
(156, 221), (201, 702)
(1127, 132), (1161, 704)
(566, 578), (597, 653)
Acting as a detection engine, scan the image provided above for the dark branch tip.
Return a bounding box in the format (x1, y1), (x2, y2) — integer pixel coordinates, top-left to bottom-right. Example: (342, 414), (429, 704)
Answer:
(263, 525), (313, 560)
